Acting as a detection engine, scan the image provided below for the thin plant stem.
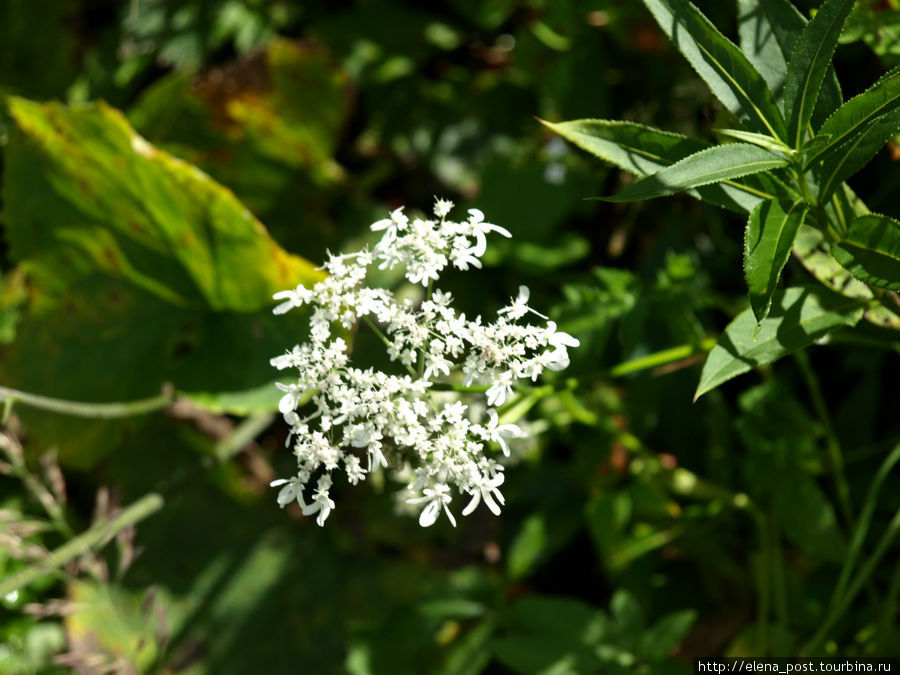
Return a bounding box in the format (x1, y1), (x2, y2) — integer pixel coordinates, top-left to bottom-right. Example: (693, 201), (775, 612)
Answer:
(877, 561), (900, 651)
(770, 512), (789, 631)
(832, 443), (900, 608)
(213, 412), (275, 463)
(756, 511), (771, 656)
(802, 507), (900, 655)
(0, 385), (173, 419)
(0, 493), (165, 597)
(794, 350), (853, 527)
(361, 315), (417, 377)
(417, 279), (434, 379)
(608, 338), (717, 378)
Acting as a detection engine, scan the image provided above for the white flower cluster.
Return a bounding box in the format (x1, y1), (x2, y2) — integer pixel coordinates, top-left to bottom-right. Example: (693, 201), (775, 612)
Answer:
(269, 199), (579, 527)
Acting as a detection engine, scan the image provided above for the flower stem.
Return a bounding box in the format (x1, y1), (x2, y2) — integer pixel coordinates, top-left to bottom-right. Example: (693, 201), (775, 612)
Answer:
(0, 492), (165, 598)
(608, 338), (717, 378)
(0, 385), (173, 419)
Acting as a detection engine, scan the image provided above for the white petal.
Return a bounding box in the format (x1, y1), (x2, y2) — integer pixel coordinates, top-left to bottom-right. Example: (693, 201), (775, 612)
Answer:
(483, 490), (503, 516)
(419, 500), (440, 527)
(278, 392), (297, 415)
(462, 490), (481, 516)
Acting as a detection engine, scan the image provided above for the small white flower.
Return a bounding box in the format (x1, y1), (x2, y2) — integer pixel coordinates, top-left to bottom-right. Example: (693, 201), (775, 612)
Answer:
(462, 469), (505, 516)
(268, 200), (578, 527)
(486, 371), (514, 407)
(483, 409), (524, 457)
(407, 483), (457, 527)
(301, 474), (336, 526)
(434, 197), (454, 218)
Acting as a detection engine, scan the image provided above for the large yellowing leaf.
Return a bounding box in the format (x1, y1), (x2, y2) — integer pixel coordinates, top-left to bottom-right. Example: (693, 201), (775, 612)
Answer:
(5, 97), (321, 311)
(0, 98), (323, 465)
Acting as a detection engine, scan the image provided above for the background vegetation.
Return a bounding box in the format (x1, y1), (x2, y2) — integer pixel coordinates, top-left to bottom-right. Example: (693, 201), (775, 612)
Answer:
(1, 0), (899, 672)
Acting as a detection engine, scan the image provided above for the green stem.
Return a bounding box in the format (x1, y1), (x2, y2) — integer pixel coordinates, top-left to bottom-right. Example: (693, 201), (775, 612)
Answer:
(213, 412), (275, 463)
(362, 316), (416, 377)
(608, 338), (717, 378)
(794, 350), (853, 527)
(770, 511), (789, 631)
(756, 511), (771, 656)
(877, 561), (900, 651)
(832, 443), (900, 610)
(801, 507), (900, 655)
(0, 493), (164, 597)
(0, 385), (173, 419)
(417, 280), (434, 379)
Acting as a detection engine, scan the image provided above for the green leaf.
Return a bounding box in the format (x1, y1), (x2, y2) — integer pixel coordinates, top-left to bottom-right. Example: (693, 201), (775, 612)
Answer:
(4, 97), (321, 311)
(739, 0), (843, 127)
(639, 610), (697, 662)
(817, 108), (900, 200)
(715, 128), (794, 154)
(641, 0), (786, 140)
(694, 286), (864, 399)
(738, 0), (792, 97)
(744, 199), (808, 322)
(832, 214), (900, 291)
(599, 144), (789, 203)
(774, 469), (846, 562)
(782, 0), (855, 147)
(542, 119), (758, 212)
(807, 67), (900, 167)
(0, 98), (322, 464)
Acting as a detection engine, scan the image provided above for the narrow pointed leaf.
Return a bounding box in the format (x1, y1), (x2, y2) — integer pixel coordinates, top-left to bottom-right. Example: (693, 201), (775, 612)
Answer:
(737, 0), (790, 96)
(798, 134), (833, 168)
(782, 0), (855, 147)
(716, 128), (794, 154)
(641, 0), (786, 140)
(541, 119), (707, 176)
(739, 0), (843, 126)
(817, 108), (900, 201)
(543, 118), (785, 212)
(806, 67), (900, 168)
(744, 199), (808, 322)
(694, 286), (864, 399)
(600, 144), (789, 203)
(832, 214), (900, 291)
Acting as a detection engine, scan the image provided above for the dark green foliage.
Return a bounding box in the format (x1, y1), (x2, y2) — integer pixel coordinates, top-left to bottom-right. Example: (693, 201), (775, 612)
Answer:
(1, 0), (900, 671)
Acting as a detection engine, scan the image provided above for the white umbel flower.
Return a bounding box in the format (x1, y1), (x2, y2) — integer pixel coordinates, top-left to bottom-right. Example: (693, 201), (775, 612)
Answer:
(268, 200), (579, 527)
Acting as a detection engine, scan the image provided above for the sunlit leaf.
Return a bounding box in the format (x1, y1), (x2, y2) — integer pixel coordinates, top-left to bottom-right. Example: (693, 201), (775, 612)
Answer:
(807, 67), (900, 167)
(599, 144), (788, 203)
(695, 286), (864, 399)
(641, 0), (786, 139)
(543, 118), (777, 212)
(782, 0), (855, 147)
(744, 199), (807, 322)
(739, 0), (843, 126)
(832, 214), (900, 291)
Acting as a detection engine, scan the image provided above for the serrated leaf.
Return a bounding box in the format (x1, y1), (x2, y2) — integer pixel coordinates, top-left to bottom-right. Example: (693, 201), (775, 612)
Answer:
(806, 67), (900, 167)
(782, 0), (855, 147)
(832, 214), (900, 291)
(542, 118), (766, 212)
(817, 107), (900, 200)
(694, 286), (864, 399)
(641, 0), (786, 140)
(744, 199), (808, 322)
(738, 0), (791, 96)
(716, 128), (794, 154)
(739, 0), (843, 127)
(599, 144), (788, 203)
